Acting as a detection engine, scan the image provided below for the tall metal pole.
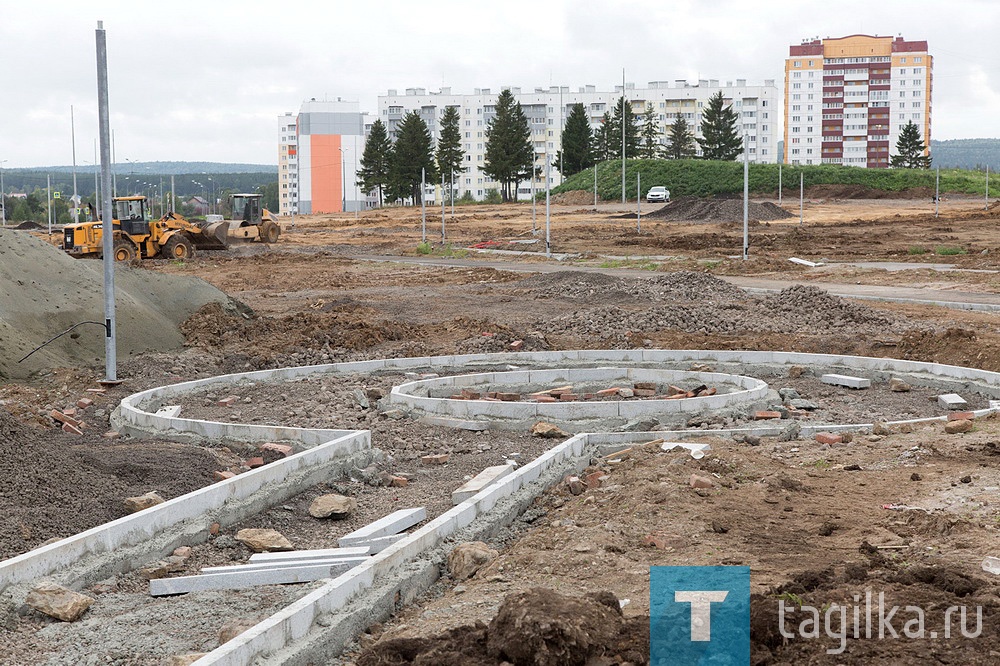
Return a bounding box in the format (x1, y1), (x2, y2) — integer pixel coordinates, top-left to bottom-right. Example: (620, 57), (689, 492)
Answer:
(47, 174), (52, 236)
(440, 170), (445, 243)
(636, 172), (641, 233)
(111, 129), (116, 197)
(421, 167), (426, 242)
(531, 160), (536, 233)
(986, 165), (990, 211)
(450, 169), (454, 218)
(170, 175), (175, 213)
(96, 20), (117, 382)
(94, 140), (100, 212)
(544, 154), (551, 258)
(935, 166), (940, 218)
(799, 172), (804, 225)
(778, 161), (782, 206)
(742, 135), (748, 260)
(593, 163), (598, 210)
(0, 160), (6, 227)
(71, 105), (79, 223)
(621, 68), (626, 205)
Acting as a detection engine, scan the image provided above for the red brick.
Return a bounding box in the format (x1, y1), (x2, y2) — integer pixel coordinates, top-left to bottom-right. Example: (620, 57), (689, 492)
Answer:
(389, 475), (409, 488)
(261, 442), (294, 457)
(449, 394), (466, 400)
(214, 470), (236, 482)
(948, 411), (975, 421)
(668, 385), (687, 395)
(754, 411), (782, 420)
(209, 522), (221, 535)
(486, 392), (499, 399)
(76, 398), (94, 409)
(581, 393), (596, 400)
(63, 407), (78, 418)
(49, 409), (80, 428)
(664, 393), (687, 400)
(85, 388), (107, 394)
(633, 389), (656, 397)
(460, 389), (481, 400)
(62, 422), (83, 435)
(633, 381), (658, 391)
(218, 396), (238, 407)
(102, 430), (120, 439)
(585, 471), (605, 489)
(597, 387), (622, 397)
(814, 432), (844, 445)
(509, 340), (524, 350)
(421, 453), (450, 465)
(644, 534), (670, 549)
(497, 392), (521, 401)
(565, 475), (585, 495)
(559, 393), (579, 401)
(246, 457), (265, 468)
(532, 395), (557, 403)
(695, 387), (717, 397)
(543, 385), (573, 397)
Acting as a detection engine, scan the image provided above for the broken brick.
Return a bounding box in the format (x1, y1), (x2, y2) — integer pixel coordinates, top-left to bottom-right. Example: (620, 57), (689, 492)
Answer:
(559, 393), (579, 401)
(209, 522), (221, 535)
(814, 432), (844, 445)
(509, 340), (524, 351)
(76, 398), (94, 409)
(644, 534), (671, 549)
(497, 392), (521, 401)
(260, 442), (294, 457)
(597, 387), (621, 397)
(947, 411), (975, 421)
(389, 475), (409, 488)
(532, 395), (557, 403)
(565, 476), (585, 495)
(754, 411), (782, 420)
(246, 457), (265, 469)
(460, 389), (481, 400)
(102, 430), (120, 439)
(421, 453), (450, 465)
(633, 389), (656, 398)
(585, 472), (605, 489)
(49, 409), (80, 428)
(62, 422), (83, 436)
(214, 471), (236, 482)
(633, 381), (658, 391)
(218, 396), (238, 407)
(668, 385), (687, 395)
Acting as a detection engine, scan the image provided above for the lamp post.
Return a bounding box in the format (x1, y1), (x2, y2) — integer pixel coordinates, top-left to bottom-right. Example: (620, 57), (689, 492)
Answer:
(207, 177), (214, 215)
(0, 159), (7, 227)
(338, 147), (349, 213)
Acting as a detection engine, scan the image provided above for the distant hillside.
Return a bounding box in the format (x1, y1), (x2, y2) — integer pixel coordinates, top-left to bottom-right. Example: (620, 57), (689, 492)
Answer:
(32, 161), (276, 175)
(931, 139), (1000, 171)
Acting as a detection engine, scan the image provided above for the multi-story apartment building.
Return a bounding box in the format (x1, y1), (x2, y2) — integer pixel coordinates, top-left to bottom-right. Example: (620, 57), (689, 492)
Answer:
(784, 35), (932, 167)
(277, 99), (367, 215)
(378, 79), (780, 201)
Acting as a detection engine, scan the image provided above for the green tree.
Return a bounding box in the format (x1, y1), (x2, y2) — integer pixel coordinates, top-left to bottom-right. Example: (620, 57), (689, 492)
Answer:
(357, 118), (393, 206)
(639, 103), (661, 159)
(559, 103), (594, 176)
(697, 91), (743, 161)
(257, 181), (279, 211)
(891, 120), (931, 169)
(387, 112), (436, 204)
(435, 106), (465, 200)
(483, 89), (533, 202)
(609, 96), (640, 159)
(665, 116), (697, 159)
(593, 112), (615, 162)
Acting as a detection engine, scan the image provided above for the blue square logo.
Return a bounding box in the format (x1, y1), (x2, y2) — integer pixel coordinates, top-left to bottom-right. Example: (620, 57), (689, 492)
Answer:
(650, 566), (750, 665)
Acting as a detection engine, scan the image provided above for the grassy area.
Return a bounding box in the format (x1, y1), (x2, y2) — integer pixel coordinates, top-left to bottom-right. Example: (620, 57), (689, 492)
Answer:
(553, 159), (996, 201)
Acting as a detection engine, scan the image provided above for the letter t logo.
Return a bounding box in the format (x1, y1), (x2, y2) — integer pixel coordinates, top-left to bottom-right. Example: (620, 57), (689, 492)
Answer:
(675, 591), (729, 641)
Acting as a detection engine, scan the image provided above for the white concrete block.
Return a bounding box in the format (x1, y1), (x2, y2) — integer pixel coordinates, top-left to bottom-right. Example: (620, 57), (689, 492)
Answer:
(418, 415), (488, 430)
(349, 533), (407, 553)
(337, 508), (427, 547)
(202, 555), (370, 574)
(149, 562), (353, 596)
(938, 393), (968, 410)
(820, 374), (871, 389)
(249, 546), (372, 563)
(789, 257), (819, 267)
(154, 405), (182, 418)
(452, 464), (516, 505)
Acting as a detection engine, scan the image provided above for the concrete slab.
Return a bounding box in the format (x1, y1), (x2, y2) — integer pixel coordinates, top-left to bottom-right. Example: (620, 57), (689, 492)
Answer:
(452, 464), (516, 505)
(149, 562), (354, 596)
(201, 556), (369, 574)
(938, 393), (969, 410)
(418, 415), (489, 431)
(820, 373), (871, 389)
(337, 508), (427, 547)
(154, 405), (181, 418)
(249, 546), (372, 563)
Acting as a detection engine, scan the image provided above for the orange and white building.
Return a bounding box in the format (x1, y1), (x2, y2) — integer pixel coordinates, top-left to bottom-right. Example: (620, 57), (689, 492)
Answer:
(784, 35), (932, 168)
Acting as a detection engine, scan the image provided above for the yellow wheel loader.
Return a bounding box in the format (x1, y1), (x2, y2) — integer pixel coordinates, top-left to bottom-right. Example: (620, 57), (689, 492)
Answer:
(62, 196), (223, 261)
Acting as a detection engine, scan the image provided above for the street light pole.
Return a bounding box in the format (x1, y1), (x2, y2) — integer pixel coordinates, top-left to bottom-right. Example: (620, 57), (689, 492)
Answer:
(0, 159), (7, 227)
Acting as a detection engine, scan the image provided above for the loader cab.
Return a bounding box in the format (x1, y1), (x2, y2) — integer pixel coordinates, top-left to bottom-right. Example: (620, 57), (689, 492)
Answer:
(114, 196), (149, 236)
(232, 193), (262, 227)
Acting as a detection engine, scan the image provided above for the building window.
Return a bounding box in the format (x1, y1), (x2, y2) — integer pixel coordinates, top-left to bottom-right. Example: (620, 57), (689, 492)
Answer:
(793, 60), (801, 67)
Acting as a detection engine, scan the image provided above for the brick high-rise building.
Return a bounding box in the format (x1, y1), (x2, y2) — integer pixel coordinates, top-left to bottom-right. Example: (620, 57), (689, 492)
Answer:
(784, 35), (932, 167)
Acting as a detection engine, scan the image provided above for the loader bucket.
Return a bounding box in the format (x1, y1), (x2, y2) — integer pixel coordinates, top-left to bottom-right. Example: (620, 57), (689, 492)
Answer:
(192, 221), (231, 250)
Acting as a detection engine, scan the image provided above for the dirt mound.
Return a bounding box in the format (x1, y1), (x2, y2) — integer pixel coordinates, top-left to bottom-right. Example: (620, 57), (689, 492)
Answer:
(0, 229), (231, 380)
(358, 588), (646, 666)
(549, 191), (597, 206)
(13, 221), (42, 230)
(509, 270), (747, 302)
(645, 196), (794, 222)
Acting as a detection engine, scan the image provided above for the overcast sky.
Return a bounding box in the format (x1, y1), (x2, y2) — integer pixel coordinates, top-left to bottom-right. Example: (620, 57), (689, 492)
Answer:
(2, 1), (998, 168)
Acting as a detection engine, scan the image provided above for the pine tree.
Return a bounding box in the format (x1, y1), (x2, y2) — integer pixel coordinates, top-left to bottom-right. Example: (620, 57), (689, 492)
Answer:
(387, 111), (436, 204)
(559, 103), (594, 176)
(356, 119), (392, 206)
(609, 96), (640, 158)
(435, 106), (465, 197)
(665, 116), (697, 160)
(697, 91), (743, 161)
(639, 103), (661, 159)
(483, 89), (534, 202)
(593, 112), (614, 162)
(891, 120), (931, 169)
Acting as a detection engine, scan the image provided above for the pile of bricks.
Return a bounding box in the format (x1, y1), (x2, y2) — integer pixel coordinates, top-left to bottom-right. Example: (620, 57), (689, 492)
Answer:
(447, 382), (718, 403)
(213, 442), (294, 483)
(49, 388), (106, 436)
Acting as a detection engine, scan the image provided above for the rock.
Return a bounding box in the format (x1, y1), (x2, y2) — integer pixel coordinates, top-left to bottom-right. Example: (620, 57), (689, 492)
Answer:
(789, 399), (819, 411)
(910, 473), (922, 481)
(234, 528), (294, 552)
(25, 582), (93, 622)
(123, 491), (165, 514)
(945, 419), (973, 434)
(166, 656), (207, 666)
(689, 474), (714, 489)
(447, 541), (499, 581)
(308, 494), (357, 519)
(623, 418), (659, 432)
(352, 388), (370, 409)
(173, 546), (193, 559)
(788, 365), (805, 378)
(617, 388), (634, 398)
(531, 421), (569, 439)
(960, 475), (973, 484)
(219, 619), (256, 644)
(872, 421), (891, 436)
(566, 476), (585, 495)
(778, 388), (801, 401)
(889, 377), (912, 392)
(138, 559), (185, 580)
(777, 421), (800, 442)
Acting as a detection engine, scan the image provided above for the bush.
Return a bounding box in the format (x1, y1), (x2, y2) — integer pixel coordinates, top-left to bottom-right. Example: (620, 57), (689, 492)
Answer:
(484, 188), (502, 204)
(907, 246), (927, 255)
(416, 241), (432, 254)
(934, 246), (967, 256)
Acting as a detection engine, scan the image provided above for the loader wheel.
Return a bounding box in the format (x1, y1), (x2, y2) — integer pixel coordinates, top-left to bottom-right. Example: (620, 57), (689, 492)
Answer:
(259, 221), (279, 244)
(163, 234), (195, 260)
(113, 239), (137, 262)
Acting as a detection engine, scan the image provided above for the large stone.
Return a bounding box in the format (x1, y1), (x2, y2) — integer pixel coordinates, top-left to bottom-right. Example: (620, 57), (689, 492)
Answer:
(531, 421), (569, 439)
(308, 494), (357, 519)
(234, 528), (294, 552)
(889, 378), (912, 392)
(945, 419), (974, 434)
(25, 582), (93, 622)
(447, 541), (499, 581)
(124, 491), (165, 514)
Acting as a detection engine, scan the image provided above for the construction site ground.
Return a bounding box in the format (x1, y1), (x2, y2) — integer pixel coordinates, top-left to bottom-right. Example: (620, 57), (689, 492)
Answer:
(4, 191), (1000, 664)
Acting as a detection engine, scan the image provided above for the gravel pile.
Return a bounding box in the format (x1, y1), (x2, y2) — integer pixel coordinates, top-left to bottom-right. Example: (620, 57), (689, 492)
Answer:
(510, 270), (747, 302)
(645, 196), (793, 222)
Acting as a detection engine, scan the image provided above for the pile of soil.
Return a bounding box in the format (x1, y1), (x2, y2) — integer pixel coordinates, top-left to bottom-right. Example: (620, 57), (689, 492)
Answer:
(13, 221), (42, 231)
(0, 229), (231, 380)
(357, 587), (647, 666)
(509, 270), (748, 302)
(548, 191), (597, 206)
(645, 196), (794, 223)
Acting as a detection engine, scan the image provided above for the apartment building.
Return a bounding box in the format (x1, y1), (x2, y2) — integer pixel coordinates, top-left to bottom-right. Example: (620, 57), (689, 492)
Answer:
(277, 99), (367, 215)
(784, 35), (932, 167)
(379, 80), (780, 200)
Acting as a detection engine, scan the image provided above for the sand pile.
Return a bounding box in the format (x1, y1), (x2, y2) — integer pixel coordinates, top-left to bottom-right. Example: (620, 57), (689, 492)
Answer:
(0, 229), (232, 379)
(645, 196), (793, 222)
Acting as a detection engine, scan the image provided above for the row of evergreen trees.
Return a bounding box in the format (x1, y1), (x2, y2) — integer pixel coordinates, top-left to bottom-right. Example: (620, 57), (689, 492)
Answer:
(356, 89), (933, 205)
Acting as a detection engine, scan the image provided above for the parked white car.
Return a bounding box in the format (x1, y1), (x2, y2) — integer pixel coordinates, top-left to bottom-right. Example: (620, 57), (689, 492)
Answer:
(646, 186), (670, 203)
